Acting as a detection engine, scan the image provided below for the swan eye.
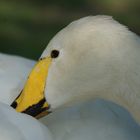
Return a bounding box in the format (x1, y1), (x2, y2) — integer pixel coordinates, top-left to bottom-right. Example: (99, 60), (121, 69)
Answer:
(51, 50), (59, 58)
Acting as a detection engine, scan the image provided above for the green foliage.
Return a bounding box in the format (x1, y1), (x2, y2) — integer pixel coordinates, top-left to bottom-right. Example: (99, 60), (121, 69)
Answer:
(0, 0), (139, 59)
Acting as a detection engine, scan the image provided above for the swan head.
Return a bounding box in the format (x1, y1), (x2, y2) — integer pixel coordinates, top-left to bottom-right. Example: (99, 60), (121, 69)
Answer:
(11, 16), (140, 120)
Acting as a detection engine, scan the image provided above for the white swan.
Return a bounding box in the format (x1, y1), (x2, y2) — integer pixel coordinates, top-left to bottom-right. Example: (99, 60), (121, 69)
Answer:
(8, 15), (140, 139)
(0, 53), (35, 104)
(1, 53), (140, 140)
(13, 15), (140, 123)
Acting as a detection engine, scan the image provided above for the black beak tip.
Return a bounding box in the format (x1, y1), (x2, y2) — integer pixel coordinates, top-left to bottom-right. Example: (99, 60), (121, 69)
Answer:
(11, 101), (17, 109)
(10, 98), (51, 118)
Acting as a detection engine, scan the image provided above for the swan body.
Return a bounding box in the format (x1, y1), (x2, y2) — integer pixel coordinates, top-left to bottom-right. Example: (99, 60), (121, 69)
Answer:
(40, 99), (140, 140)
(0, 102), (52, 140)
(0, 53), (35, 104)
(0, 54), (52, 140)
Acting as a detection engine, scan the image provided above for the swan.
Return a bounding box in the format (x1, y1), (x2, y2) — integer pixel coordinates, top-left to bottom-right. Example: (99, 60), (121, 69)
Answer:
(12, 15), (140, 123)
(0, 53), (35, 104)
(0, 102), (52, 140)
(0, 15), (140, 140)
(0, 53), (140, 140)
(0, 54), (140, 140)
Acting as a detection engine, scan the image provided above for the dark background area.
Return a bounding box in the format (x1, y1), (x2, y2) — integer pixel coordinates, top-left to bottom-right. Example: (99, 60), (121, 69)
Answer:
(0, 0), (140, 60)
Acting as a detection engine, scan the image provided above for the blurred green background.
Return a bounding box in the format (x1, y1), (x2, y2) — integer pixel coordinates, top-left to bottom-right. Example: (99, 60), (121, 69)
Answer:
(0, 0), (140, 60)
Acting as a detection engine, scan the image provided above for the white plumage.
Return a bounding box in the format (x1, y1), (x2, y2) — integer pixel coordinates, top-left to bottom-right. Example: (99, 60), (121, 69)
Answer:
(41, 16), (140, 123)
(1, 15), (140, 140)
(0, 53), (35, 104)
(40, 99), (140, 140)
(0, 53), (52, 140)
(0, 102), (52, 140)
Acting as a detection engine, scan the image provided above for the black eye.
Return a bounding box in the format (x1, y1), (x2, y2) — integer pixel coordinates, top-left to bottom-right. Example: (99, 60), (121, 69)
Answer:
(51, 50), (59, 58)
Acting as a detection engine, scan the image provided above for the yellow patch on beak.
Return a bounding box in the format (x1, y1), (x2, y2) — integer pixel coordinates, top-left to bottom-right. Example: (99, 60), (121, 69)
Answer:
(11, 57), (52, 118)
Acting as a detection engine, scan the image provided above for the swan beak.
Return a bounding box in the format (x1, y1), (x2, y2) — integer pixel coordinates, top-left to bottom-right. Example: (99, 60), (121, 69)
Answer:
(11, 57), (52, 118)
